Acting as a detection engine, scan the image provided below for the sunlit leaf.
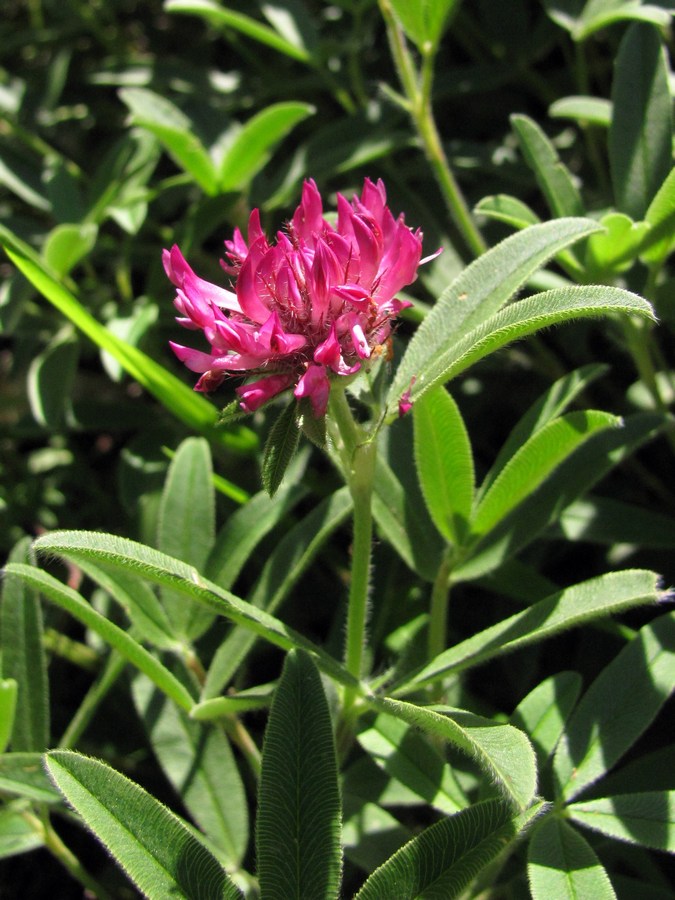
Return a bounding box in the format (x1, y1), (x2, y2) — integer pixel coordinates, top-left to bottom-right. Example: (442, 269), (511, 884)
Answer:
(528, 815), (616, 899)
(554, 612), (675, 802)
(356, 798), (544, 899)
(413, 386), (474, 546)
(45, 750), (243, 899)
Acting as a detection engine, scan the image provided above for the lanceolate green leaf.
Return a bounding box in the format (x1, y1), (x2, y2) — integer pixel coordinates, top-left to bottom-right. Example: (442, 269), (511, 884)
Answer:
(68, 557), (181, 651)
(119, 87), (217, 195)
(206, 483), (307, 590)
(356, 798), (544, 900)
(218, 102), (314, 190)
(511, 672), (582, 771)
(0, 753), (62, 805)
(0, 540), (49, 752)
(404, 285), (653, 411)
(640, 166), (675, 265)
(257, 650), (342, 900)
(528, 816), (616, 900)
(479, 363), (609, 497)
(157, 437), (216, 640)
(132, 673), (249, 866)
(511, 114), (584, 219)
(470, 411), (619, 539)
(369, 699), (537, 811)
(0, 225), (255, 453)
(610, 23), (673, 219)
(27, 334), (78, 429)
(389, 217), (601, 411)
(568, 792), (675, 852)
(262, 399), (301, 497)
(554, 612), (675, 802)
(32, 531), (358, 690)
(474, 194), (541, 230)
(413, 386), (474, 545)
(373, 453), (444, 581)
(165, 0), (313, 63)
(396, 570), (662, 692)
(4, 564), (195, 713)
(45, 750), (243, 899)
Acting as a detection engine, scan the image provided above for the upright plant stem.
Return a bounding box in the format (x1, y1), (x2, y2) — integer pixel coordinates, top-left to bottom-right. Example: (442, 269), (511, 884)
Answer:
(58, 653), (126, 748)
(428, 551), (452, 664)
(378, 0), (486, 258)
(24, 810), (114, 900)
(329, 389), (377, 714)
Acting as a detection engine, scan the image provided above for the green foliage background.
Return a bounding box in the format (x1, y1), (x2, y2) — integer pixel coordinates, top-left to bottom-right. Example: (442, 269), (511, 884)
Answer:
(1, 1), (674, 897)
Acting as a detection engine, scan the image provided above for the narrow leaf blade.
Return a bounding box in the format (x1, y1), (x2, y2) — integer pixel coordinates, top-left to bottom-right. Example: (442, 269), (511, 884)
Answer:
(157, 437), (216, 639)
(165, 0), (312, 62)
(610, 23), (673, 218)
(0, 540), (49, 751)
(568, 792), (675, 852)
(119, 87), (217, 195)
(414, 386), (474, 545)
(471, 411), (620, 538)
(257, 650), (342, 900)
(389, 218), (602, 410)
(398, 570), (662, 691)
(31, 531), (358, 690)
(219, 102), (314, 190)
(356, 798), (544, 900)
(511, 114), (584, 218)
(554, 612), (675, 801)
(262, 400), (301, 497)
(394, 280), (653, 415)
(45, 750), (243, 899)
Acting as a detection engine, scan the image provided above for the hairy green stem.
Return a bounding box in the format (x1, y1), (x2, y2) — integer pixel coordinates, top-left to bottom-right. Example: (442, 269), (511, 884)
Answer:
(377, 0), (486, 258)
(25, 810), (114, 900)
(329, 389), (376, 712)
(58, 653), (126, 748)
(428, 552), (452, 664)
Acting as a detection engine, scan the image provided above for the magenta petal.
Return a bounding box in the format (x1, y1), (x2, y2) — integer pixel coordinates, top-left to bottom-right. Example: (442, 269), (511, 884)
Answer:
(351, 214), (382, 286)
(313, 324), (342, 370)
(236, 237), (274, 323)
(236, 373), (294, 412)
(376, 225), (422, 301)
(359, 177), (387, 220)
(259, 311), (307, 355)
(294, 365), (331, 417)
(293, 179), (325, 242)
(170, 342), (215, 373)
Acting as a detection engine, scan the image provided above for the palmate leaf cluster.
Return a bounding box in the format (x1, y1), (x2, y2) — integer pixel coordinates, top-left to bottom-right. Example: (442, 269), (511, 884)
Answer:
(1, 1), (675, 898)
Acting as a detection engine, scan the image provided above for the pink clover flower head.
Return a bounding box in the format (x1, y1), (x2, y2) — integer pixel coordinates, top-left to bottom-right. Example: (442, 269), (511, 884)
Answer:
(165, 178), (432, 417)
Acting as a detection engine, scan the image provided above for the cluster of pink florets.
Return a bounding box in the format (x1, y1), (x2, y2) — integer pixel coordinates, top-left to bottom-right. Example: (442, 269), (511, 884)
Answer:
(164, 178), (429, 417)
